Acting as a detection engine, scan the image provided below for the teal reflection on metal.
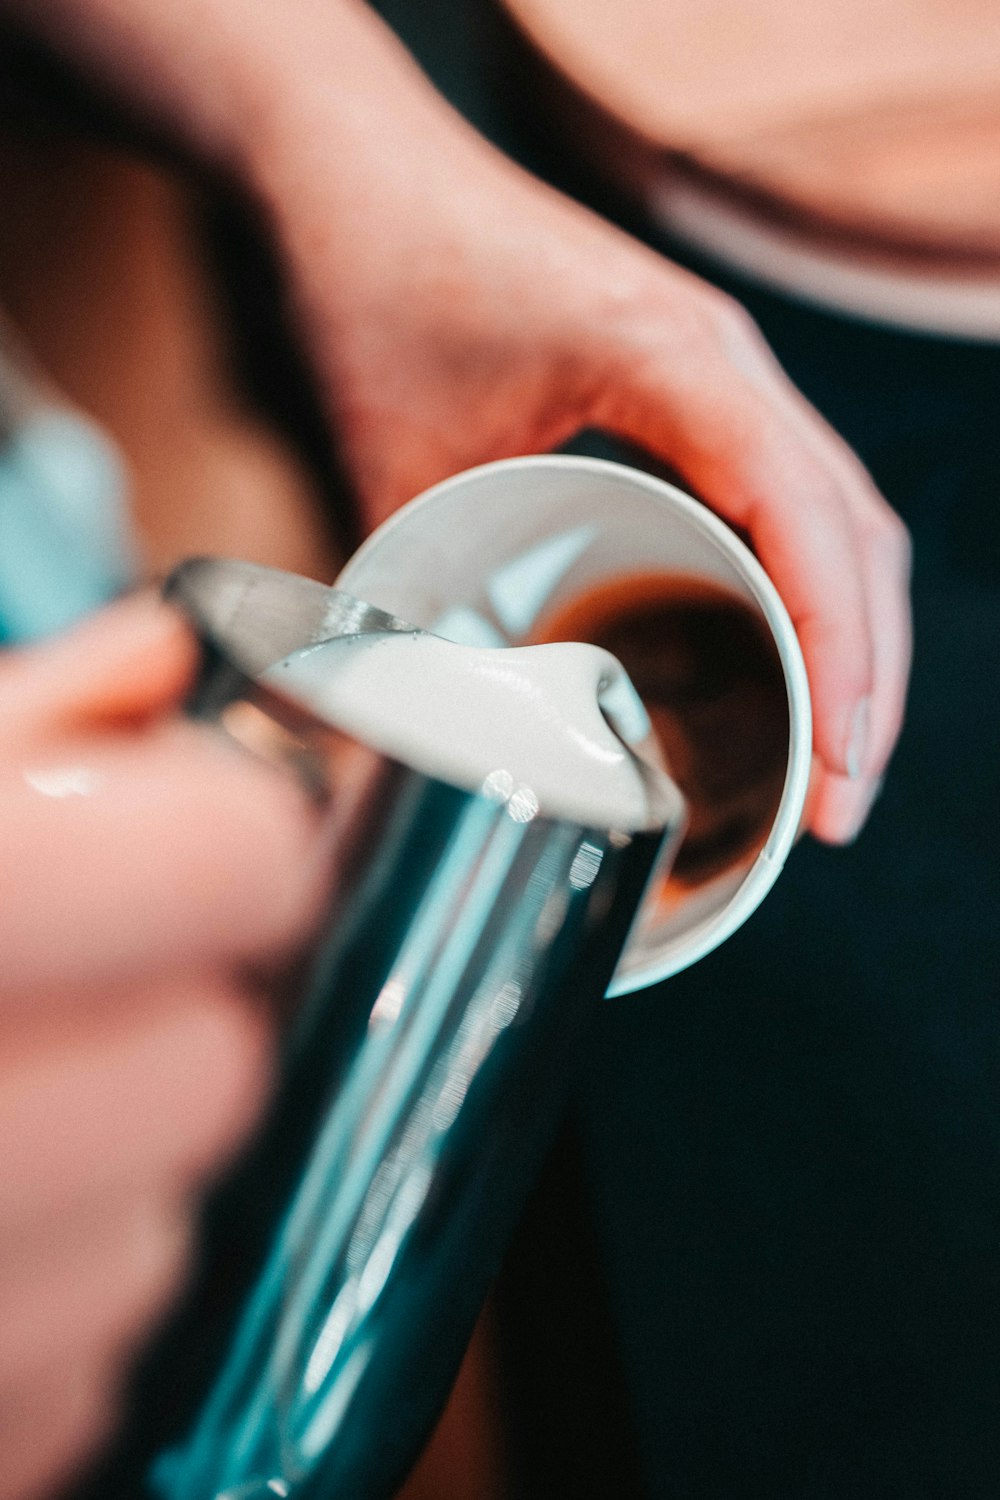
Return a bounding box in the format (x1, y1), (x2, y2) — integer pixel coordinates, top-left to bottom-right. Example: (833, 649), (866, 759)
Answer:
(0, 411), (134, 643)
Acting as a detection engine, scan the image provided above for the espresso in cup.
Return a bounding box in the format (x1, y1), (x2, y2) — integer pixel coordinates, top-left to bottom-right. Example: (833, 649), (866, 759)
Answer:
(533, 572), (789, 897)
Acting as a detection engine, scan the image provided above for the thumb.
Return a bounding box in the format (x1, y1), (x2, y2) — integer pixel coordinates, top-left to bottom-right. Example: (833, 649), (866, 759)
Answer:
(0, 591), (198, 753)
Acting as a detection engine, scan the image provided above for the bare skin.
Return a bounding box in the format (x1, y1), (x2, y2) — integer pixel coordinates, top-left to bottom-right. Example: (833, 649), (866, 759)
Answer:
(13, 0), (911, 843)
(0, 596), (323, 1500)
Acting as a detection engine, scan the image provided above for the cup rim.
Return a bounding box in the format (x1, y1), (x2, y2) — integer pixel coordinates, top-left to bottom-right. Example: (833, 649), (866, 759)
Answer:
(340, 454), (813, 992)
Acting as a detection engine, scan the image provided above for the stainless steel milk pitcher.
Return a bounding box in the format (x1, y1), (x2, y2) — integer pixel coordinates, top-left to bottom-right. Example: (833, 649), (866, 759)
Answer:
(122, 560), (687, 1500)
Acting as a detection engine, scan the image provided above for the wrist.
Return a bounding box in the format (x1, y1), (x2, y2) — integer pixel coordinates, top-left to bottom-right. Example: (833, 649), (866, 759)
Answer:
(233, 2), (472, 217)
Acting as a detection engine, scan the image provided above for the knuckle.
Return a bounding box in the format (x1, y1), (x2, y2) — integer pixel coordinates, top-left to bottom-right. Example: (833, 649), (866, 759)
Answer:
(798, 462), (850, 515)
(52, 1384), (117, 1493)
(757, 440), (848, 521)
(174, 987), (271, 1180)
(613, 280), (742, 363)
(1, 1367), (117, 1500)
(0, 1200), (195, 1385)
(875, 508), (913, 574)
(694, 292), (756, 361)
(709, 292), (765, 350)
(696, 290), (777, 379)
(849, 653), (876, 702)
(810, 618), (871, 689)
(800, 603), (873, 699)
(216, 765), (322, 961)
(109, 1203), (193, 1355)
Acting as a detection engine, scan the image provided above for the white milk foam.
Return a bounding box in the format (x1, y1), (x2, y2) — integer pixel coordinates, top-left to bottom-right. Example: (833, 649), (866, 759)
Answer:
(264, 632), (683, 831)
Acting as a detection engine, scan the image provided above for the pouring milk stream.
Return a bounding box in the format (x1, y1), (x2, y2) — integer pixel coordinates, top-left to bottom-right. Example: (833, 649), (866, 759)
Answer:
(263, 631), (678, 832)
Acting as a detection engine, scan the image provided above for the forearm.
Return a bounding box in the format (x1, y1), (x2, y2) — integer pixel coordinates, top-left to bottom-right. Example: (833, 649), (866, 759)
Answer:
(1, 0), (461, 188)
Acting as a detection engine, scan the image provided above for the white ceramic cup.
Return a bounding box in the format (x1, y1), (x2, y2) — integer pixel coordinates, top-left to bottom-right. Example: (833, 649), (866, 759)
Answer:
(338, 455), (811, 994)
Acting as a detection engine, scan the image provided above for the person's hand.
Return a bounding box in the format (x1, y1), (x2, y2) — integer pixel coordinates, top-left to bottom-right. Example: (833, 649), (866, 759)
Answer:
(241, 3), (911, 846)
(5, 0), (911, 842)
(0, 595), (322, 1500)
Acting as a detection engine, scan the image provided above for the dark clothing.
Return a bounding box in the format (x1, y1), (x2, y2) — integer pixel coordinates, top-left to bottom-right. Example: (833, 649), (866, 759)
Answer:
(572, 297), (1000, 1500)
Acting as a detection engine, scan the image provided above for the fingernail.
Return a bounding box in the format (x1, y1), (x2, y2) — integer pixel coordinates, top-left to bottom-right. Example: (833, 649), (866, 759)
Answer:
(845, 696), (870, 780)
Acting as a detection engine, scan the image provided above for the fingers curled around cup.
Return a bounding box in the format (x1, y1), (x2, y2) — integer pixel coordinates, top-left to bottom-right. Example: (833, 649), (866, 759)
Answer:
(809, 769), (885, 846)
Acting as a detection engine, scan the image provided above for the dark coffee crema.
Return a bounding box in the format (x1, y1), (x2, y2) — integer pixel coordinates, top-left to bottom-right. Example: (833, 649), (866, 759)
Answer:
(532, 572), (789, 895)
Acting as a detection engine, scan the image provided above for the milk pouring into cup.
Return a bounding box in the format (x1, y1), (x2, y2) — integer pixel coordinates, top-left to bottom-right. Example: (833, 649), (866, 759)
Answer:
(339, 454), (812, 988)
(265, 631), (671, 830)
(126, 457), (809, 1500)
